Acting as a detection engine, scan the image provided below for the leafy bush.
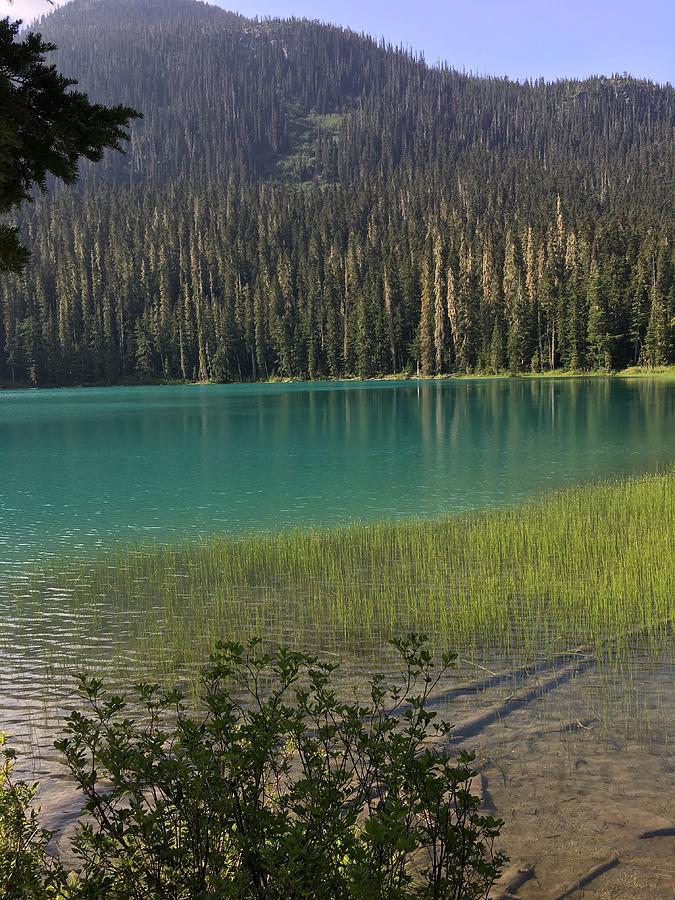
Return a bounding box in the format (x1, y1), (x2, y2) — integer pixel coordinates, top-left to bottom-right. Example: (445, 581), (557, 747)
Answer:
(0, 735), (69, 899)
(2, 637), (506, 898)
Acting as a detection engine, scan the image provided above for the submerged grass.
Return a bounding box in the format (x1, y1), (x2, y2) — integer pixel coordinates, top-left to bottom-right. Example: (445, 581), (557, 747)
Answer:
(45, 471), (674, 672)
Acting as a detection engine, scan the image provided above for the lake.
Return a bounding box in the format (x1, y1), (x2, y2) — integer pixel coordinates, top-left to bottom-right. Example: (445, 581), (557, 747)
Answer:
(1, 376), (674, 895)
(2, 377), (674, 573)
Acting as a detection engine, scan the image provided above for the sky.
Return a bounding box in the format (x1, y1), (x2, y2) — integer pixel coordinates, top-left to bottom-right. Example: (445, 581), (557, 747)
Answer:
(2, 0), (673, 85)
(0, 0), (63, 21)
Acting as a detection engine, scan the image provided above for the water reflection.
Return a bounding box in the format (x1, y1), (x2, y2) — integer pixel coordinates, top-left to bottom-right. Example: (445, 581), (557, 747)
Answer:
(0, 378), (673, 568)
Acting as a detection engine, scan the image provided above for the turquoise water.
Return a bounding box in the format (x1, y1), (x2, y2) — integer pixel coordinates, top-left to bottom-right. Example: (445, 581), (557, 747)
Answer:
(1, 376), (673, 782)
(1, 377), (673, 570)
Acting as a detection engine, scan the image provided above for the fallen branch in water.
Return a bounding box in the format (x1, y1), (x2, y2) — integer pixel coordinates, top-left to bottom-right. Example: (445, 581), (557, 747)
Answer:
(422, 648), (593, 710)
(639, 826), (675, 839)
(549, 851), (619, 899)
(432, 655), (596, 745)
(487, 862), (535, 898)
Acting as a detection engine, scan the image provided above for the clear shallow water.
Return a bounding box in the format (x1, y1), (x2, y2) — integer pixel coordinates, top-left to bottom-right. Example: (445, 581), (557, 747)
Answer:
(1, 377), (674, 570)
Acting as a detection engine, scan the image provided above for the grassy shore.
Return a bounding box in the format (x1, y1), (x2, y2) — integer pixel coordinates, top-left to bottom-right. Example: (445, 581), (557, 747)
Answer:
(2, 365), (674, 391)
(45, 471), (674, 670)
(375, 364), (675, 383)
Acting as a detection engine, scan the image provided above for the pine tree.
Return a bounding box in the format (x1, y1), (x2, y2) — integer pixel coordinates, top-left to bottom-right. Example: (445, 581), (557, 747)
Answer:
(644, 241), (673, 366)
(432, 233), (445, 375)
(586, 268), (612, 370)
(489, 319), (504, 374)
(503, 230), (527, 372)
(418, 249), (434, 376)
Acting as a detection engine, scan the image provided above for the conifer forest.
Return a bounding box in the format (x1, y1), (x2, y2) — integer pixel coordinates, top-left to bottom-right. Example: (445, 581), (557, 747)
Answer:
(2, 0), (673, 386)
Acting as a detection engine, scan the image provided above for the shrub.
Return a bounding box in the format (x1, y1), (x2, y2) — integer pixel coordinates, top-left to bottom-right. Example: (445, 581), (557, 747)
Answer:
(2, 636), (506, 898)
(0, 735), (69, 899)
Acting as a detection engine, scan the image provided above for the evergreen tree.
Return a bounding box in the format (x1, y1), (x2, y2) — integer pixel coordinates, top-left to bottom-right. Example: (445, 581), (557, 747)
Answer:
(586, 268), (612, 370)
(0, 17), (139, 272)
(418, 248), (433, 377)
(644, 242), (673, 366)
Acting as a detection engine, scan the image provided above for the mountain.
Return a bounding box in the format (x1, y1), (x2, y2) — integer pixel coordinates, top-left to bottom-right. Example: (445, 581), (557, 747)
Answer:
(2, 0), (673, 385)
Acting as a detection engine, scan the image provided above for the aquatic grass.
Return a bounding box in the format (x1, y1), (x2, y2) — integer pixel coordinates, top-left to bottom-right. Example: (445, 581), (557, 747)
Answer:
(32, 471), (674, 674)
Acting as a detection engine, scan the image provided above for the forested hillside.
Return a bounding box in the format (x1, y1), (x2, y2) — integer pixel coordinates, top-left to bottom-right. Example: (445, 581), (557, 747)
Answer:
(2, 0), (673, 385)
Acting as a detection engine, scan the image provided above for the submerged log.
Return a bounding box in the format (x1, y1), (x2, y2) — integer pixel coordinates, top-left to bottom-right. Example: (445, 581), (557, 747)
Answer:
(422, 649), (593, 710)
(488, 862), (535, 899)
(439, 655), (596, 744)
(549, 852), (619, 899)
(639, 827), (675, 839)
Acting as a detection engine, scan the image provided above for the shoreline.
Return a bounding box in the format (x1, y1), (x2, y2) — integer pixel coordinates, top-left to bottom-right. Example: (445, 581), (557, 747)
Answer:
(2, 364), (674, 392)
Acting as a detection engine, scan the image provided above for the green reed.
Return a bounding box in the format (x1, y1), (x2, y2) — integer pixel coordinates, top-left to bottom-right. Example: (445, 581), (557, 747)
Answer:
(37, 471), (673, 675)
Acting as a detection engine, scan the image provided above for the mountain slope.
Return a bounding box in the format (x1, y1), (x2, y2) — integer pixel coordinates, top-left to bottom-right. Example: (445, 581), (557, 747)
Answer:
(1, 0), (673, 384)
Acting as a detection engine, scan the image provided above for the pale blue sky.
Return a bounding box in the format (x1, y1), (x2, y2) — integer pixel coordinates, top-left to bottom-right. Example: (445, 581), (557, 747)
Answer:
(3, 0), (673, 84)
(220, 0), (674, 83)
